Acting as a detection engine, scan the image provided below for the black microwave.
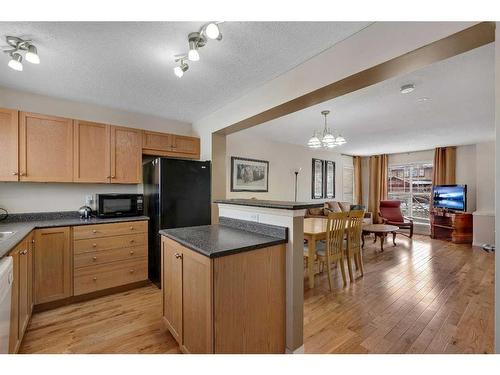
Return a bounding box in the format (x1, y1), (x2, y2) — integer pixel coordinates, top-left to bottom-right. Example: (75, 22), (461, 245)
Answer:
(96, 194), (144, 218)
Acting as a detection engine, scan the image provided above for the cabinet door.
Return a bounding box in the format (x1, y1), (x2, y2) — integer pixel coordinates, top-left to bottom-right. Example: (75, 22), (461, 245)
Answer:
(34, 227), (72, 304)
(182, 247), (213, 353)
(172, 135), (200, 156)
(8, 247), (20, 354)
(162, 238), (183, 344)
(18, 237), (30, 337)
(74, 120), (111, 183)
(19, 112), (73, 182)
(0, 108), (19, 181)
(110, 126), (142, 184)
(28, 234), (34, 314)
(143, 130), (172, 152)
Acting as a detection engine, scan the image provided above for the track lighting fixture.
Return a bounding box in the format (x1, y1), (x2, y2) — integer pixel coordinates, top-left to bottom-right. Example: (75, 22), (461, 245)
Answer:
(172, 22), (223, 77)
(3, 36), (41, 71)
(173, 58), (189, 78)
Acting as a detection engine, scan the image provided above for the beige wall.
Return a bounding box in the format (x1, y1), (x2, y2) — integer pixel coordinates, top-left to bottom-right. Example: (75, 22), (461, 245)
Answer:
(0, 87), (193, 214)
(475, 141), (496, 213)
(226, 132), (352, 203)
(456, 144), (477, 212)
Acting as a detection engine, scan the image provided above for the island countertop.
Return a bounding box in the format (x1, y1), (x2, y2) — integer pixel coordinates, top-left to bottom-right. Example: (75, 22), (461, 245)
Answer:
(159, 217), (287, 258)
(214, 199), (324, 210)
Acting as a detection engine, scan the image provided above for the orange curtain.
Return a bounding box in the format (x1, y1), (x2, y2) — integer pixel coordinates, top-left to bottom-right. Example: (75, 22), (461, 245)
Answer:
(368, 154), (388, 223)
(432, 147), (456, 185)
(353, 156), (363, 205)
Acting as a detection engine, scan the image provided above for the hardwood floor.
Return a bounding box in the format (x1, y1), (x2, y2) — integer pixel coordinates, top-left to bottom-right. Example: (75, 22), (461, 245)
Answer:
(20, 284), (180, 354)
(304, 234), (495, 354)
(20, 234), (494, 354)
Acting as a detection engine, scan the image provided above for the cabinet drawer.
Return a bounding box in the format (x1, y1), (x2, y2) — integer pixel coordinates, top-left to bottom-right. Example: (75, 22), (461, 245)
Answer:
(73, 233), (147, 254)
(73, 221), (147, 240)
(74, 246), (147, 268)
(74, 257), (148, 295)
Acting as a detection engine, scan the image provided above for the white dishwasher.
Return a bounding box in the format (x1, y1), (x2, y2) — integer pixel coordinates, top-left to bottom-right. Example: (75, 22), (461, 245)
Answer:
(0, 256), (13, 354)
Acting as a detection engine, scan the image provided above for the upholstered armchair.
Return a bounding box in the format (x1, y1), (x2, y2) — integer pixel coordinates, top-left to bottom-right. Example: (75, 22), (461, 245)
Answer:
(378, 200), (413, 238)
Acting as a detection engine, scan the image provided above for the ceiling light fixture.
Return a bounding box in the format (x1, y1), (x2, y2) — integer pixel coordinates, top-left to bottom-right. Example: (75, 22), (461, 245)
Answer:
(173, 58), (189, 78)
(307, 110), (347, 149)
(400, 83), (415, 94)
(172, 22), (223, 77)
(3, 36), (41, 71)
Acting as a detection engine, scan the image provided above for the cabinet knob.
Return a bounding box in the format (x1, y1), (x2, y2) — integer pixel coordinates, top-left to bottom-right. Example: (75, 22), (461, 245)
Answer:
(21, 249), (28, 255)
(129, 269), (135, 273)
(130, 250), (134, 255)
(129, 226), (134, 230)
(106, 176), (111, 179)
(93, 277), (97, 281)
(12, 172), (18, 176)
(174, 252), (182, 259)
(111, 175), (116, 179)
(19, 172), (26, 176)
(92, 256), (97, 261)
(92, 243), (97, 247)
(130, 239), (135, 243)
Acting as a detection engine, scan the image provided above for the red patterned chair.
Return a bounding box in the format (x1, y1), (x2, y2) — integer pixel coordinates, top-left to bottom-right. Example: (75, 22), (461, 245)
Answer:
(378, 200), (414, 238)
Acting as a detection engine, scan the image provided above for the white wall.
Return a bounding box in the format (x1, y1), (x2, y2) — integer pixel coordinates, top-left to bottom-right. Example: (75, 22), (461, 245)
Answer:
(0, 87), (193, 214)
(456, 144), (477, 212)
(475, 141), (496, 213)
(226, 132), (352, 203)
(494, 21), (499, 354)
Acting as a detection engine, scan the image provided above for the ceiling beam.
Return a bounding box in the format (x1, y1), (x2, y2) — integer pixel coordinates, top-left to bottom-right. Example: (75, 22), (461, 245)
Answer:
(216, 22), (495, 136)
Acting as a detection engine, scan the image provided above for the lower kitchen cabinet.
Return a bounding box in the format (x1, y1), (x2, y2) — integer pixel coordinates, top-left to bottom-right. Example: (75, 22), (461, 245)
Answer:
(9, 232), (34, 354)
(161, 236), (286, 354)
(34, 227), (72, 305)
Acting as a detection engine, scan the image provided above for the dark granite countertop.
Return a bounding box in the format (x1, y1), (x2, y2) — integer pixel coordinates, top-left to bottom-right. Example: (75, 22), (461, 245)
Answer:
(160, 217), (287, 258)
(215, 199), (324, 210)
(0, 212), (149, 259)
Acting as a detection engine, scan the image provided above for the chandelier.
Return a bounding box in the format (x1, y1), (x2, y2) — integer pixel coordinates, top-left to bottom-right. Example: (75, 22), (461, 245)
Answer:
(307, 110), (346, 149)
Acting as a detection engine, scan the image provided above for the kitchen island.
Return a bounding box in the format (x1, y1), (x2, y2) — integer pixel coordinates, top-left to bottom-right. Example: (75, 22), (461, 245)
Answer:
(160, 217), (287, 353)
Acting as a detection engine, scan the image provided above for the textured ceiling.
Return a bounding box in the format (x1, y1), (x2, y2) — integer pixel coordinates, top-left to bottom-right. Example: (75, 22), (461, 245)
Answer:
(242, 43), (495, 155)
(0, 21), (370, 123)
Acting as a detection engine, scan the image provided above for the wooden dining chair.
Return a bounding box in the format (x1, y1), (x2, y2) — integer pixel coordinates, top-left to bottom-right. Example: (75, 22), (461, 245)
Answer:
(316, 211), (349, 291)
(346, 210), (365, 280)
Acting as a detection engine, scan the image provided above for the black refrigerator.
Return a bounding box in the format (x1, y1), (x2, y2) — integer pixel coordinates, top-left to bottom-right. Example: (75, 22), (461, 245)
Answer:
(143, 158), (211, 286)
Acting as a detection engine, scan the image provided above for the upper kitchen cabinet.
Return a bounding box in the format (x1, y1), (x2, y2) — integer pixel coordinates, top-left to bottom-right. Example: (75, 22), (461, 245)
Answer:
(110, 126), (142, 184)
(142, 130), (200, 160)
(74, 120), (111, 183)
(0, 108), (19, 181)
(19, 112), (73, 182)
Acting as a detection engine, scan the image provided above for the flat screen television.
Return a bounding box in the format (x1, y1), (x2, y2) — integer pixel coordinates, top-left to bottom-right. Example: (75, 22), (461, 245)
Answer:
(432, 184), (467, 211)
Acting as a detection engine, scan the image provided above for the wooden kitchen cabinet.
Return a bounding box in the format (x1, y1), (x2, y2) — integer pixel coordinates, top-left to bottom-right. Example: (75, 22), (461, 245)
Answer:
(142, 130), (200, 160)
(34, 227), (72, 304)
(110, 125), (142, 184)
(0, 108), (19, 182)
(19, 112), (74, 182)
(161, 236), (285, 354)
(9, 233), (34, 354)
(73, 120), (111, 183)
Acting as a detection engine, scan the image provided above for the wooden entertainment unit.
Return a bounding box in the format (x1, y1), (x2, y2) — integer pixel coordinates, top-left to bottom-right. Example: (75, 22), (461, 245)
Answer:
(430, 208), (473, 244)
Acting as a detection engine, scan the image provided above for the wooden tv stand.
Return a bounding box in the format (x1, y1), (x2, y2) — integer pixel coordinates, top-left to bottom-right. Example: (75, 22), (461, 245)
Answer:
(430, 209), (473, 244)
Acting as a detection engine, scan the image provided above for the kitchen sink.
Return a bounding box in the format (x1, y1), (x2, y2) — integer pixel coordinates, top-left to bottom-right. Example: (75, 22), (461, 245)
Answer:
(0, 231), (15, 241)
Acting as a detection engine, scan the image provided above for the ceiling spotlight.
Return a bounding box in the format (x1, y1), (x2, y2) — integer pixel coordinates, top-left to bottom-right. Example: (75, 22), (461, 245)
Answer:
(174, 60), (189, 78)
(8, 52), (23, 71)
(204, 22), (221, 40)
(25, 44), (40, 64)
(400, 84), (415, 94)
(188, 43), (200, 62)
(3, 36), (41, 71)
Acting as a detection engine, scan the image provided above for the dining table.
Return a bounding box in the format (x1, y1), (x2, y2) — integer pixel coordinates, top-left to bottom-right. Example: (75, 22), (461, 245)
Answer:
(303, 217), (330, 289)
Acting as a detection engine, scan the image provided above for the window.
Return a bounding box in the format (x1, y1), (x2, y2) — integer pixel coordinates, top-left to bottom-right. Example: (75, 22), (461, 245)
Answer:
(388, 163), (433, 224)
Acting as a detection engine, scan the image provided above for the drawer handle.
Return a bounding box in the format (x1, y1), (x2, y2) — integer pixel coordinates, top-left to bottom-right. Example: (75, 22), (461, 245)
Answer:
(129, 226), (134, 230)
(92, 230), (97, 234)
(92, 256), (97, 261)
(129, 269), (135, 273)
(92, 243), (97, 247)
(130, 239), (135, 243)
(12, 171), (18, 176)
(130, 250), (135, 255)
(21, 249), (28, 255)
(175, 252), (182, 259)
(93, 277), (97, 281)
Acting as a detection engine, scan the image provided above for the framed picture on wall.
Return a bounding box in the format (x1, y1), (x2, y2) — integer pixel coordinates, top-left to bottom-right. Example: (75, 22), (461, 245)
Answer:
(311, 158), (324, 199)
(230, 156), (269, 192)
(324, 160), (335, 199)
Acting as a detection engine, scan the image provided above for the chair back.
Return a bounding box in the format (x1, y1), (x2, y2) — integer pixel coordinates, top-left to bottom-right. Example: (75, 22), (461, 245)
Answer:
(347, 210), (364, 253)
(379, 200), (404, 223)
(325, 211), (349, 262)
